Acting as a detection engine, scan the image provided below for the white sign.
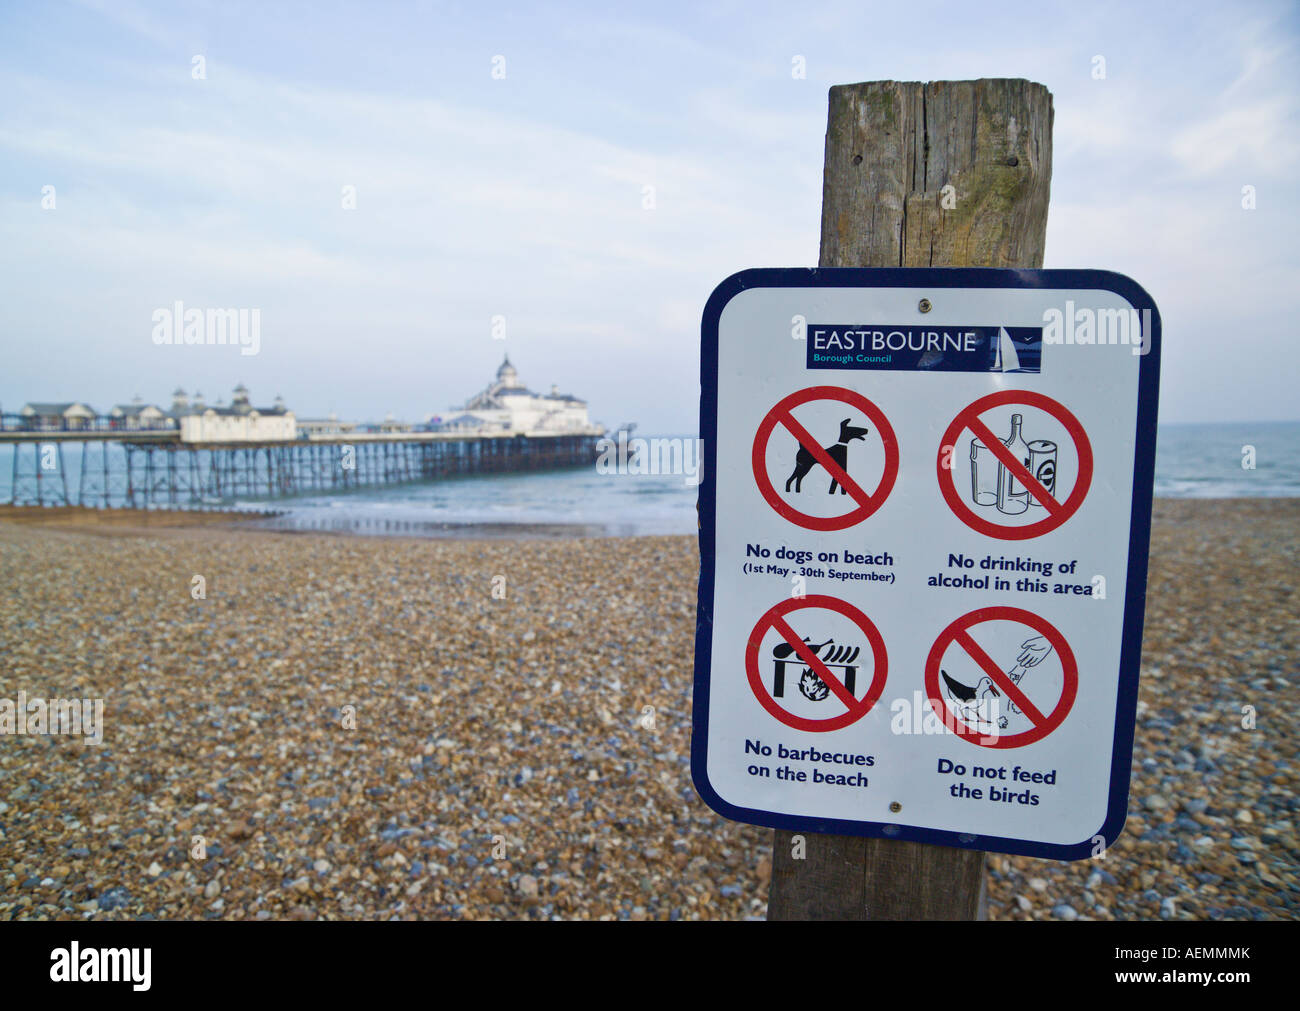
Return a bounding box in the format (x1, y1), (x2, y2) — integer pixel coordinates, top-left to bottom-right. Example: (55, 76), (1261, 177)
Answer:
(691, 268), (1160, 860)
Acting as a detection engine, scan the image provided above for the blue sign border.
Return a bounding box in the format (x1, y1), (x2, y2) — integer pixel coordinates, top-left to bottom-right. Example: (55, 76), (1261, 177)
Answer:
(691, 267), (1162, 862)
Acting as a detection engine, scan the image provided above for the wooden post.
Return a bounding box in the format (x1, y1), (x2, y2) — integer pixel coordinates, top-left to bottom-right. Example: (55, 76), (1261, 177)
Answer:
(768, 78), (1053, 921)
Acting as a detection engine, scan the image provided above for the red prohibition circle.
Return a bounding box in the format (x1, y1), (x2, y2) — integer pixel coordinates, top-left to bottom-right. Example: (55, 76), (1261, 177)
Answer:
(923, 605), (1078, 749)
(752, 386), (899, 532)
(936, 390), (1093, 540)
(745, 594), (889, 732)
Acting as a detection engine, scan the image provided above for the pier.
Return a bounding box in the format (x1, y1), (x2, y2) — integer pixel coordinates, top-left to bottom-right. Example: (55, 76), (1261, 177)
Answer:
(0, 417), (600, 508)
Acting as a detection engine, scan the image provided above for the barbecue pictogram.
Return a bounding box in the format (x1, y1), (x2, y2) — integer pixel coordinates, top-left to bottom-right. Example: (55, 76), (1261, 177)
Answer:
(746, 595), (888, 732)
(771, 638), (863, 700)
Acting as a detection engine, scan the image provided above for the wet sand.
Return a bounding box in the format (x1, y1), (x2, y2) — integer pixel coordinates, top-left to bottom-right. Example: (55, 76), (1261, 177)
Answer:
(0, 506), (628, 541)
(0, 498), (1294, 920)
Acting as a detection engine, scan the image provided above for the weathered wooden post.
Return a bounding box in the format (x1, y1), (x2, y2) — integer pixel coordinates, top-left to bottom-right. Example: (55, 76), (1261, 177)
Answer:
(767, 78), (1054, 920)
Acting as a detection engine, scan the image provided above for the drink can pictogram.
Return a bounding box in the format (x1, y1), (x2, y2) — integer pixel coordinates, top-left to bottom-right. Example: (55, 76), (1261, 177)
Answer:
(1027, 439), (1058, 507)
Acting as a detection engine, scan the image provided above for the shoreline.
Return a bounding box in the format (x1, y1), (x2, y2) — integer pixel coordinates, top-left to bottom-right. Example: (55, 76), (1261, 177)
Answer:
(0, 505), (650, 541)
(0, 497), (1294, 542)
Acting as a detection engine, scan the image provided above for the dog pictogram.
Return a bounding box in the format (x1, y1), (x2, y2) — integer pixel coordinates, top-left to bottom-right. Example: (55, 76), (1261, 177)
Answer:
(784, 418), (871, 495)
(751, 387), (898, 531)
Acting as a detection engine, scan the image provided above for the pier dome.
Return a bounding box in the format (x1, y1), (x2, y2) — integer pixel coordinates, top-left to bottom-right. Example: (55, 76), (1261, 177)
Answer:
(437, 355), (602, 436)
(496, 355), (520, 389)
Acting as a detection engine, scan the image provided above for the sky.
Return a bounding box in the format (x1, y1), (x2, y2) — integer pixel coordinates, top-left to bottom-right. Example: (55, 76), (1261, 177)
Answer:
(0, 0), (1296, 431)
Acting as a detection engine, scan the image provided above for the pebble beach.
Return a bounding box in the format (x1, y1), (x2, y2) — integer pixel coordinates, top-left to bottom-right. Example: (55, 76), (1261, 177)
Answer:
(0, 498), (1295, 921)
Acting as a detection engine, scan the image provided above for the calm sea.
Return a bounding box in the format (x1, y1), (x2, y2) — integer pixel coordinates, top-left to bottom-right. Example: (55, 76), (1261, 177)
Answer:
(2, 422), (1296, 537)
(1150, 422), (1300, 499)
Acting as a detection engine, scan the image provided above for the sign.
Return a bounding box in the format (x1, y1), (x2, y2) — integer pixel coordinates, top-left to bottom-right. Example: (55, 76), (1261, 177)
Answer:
(692, 268), (1161, 860)
(751, 386), (899, 530)
(923, 605), (1078, 749)
(745, 595), (889, 732)
(936, 391), (1093, 540)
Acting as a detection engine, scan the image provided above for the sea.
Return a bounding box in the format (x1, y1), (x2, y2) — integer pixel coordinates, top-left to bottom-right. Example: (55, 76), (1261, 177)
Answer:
(2, 422), (1296, 537)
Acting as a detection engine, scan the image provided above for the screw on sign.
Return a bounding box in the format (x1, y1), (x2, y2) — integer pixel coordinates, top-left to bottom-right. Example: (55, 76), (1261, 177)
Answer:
(745, 595), (888, 732)
(924, 605), (1078, 749)
(752, 386), (899, 531)
(937, 390), (1093, 540)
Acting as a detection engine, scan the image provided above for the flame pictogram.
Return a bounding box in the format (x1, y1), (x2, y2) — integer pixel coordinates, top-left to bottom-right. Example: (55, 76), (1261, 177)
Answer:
(798, 668), (830, 701)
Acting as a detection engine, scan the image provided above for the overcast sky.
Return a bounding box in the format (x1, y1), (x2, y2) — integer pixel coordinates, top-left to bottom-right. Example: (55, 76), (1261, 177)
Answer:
(1, 0), (1296, 430)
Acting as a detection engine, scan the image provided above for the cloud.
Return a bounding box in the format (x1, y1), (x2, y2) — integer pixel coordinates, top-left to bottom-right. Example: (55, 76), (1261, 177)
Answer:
(0, 0), (1297, 429)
